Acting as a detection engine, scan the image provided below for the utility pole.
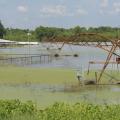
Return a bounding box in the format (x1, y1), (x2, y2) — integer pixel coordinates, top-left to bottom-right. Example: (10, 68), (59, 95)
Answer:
(117, 26), (119, 40)
(27, 32), (31, 56)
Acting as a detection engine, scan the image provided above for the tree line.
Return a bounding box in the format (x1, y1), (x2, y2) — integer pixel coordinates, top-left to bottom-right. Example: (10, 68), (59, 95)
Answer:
(0, 20), (120, 42)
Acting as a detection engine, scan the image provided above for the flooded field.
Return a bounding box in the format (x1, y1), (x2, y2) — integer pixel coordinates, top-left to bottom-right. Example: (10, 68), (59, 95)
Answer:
(0, 44), (120, 108)
(0, 44), (108, 69)
(0, 84), (120, 109)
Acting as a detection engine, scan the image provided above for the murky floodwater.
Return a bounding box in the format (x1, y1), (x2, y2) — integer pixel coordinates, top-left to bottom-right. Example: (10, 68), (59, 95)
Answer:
(0, 84), (120, 108)
(0, 43), (117, 70)
(0, 44), (120, 108)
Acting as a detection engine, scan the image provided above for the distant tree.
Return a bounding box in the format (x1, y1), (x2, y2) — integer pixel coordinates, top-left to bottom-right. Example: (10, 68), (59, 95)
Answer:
(2, 25), (119, 42)
(0, 20), (6, 38)
(4, 28), (35, 41)
(80, 27), (87, 32)
(88, 27), (95, 32)
(73, 26), (83, 35)
(35, 26), (62, 41)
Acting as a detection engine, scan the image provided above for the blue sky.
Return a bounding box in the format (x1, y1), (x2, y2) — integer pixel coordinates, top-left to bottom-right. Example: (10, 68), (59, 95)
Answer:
(0, 0), (120, 29)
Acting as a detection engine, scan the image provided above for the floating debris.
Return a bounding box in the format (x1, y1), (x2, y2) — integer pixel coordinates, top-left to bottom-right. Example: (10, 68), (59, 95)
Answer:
(84, 80), (96, 85)
(73, 54), (79, 57)
(54, 54), (59, 57)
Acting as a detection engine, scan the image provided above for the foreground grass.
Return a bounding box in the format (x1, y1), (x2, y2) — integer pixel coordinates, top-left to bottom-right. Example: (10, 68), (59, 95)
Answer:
(0, 66), (77, 85)
(0, 100), (120, 120)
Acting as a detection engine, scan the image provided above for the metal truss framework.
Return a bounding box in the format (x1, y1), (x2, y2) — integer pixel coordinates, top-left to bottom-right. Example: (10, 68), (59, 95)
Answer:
(45, 33), (120, 83)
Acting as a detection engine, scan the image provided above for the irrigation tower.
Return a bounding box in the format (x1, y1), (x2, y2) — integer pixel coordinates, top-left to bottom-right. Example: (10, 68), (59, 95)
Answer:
(45, 33), (120, 83)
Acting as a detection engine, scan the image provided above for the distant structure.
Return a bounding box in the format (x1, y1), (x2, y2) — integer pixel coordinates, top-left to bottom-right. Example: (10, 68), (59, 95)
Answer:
(0, 39), (39, 46)
(44, 33), (120, 83)
(0, 39), (15, 46)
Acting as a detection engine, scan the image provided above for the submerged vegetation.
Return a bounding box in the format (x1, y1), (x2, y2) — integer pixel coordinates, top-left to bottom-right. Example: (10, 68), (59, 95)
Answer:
(0, 66), (119, 85)
(0, 100), (120, 120)
(0, 67), (76, 85)
(0, 66), (120, 85)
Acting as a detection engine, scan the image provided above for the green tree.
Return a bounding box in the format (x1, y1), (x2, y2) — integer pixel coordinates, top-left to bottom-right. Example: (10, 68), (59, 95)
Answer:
(0, 20), (6, 38)
(73, 26), (82, 34)
(35, 26), (62, 41)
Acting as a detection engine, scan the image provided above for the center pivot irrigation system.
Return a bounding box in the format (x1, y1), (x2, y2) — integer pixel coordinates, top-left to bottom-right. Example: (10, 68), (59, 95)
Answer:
(44, 33), (120, 83)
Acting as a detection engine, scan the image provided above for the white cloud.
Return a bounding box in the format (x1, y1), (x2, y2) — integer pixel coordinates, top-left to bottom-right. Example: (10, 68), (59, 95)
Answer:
(99, 1), (120, 15)
(39, 5), (88, 17)
(104, 2), (120, 15)
(113, 2), (120, 14)
(99, 9), (104, 15)
(40, 5), (66, 16)
(17, 5), (28, 13)
(101, 0), (108, 8)
(99, 0), (109, 15)
(76, 9), (88, 16)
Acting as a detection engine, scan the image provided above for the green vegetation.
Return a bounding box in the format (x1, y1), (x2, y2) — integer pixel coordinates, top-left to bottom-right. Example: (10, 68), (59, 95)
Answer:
(4, 28), (36, 42)
(0, 19), (120, 41)
(0, 100), (120, 120)
(39, 102), (120, 120)
(0, 100), (37, 120)
(0, 19), (119, 42)
(0, 20), (6, 39)
(4, 26), (120, 42)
